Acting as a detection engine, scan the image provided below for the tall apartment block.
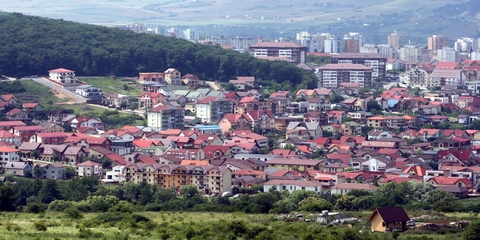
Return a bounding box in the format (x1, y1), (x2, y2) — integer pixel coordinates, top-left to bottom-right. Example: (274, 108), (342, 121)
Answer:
(331, 53), (387, 81)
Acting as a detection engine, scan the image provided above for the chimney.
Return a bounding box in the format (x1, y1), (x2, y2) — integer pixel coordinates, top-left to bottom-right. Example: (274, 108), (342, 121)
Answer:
(444, 168), (451, 177)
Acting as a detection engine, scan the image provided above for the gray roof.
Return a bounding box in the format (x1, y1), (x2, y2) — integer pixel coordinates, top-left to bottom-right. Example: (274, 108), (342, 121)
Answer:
(430, 69), (462, 78)
(206, 91), (223, 97)
(196, 88), (211, 95)
(286, 122), (319, 131)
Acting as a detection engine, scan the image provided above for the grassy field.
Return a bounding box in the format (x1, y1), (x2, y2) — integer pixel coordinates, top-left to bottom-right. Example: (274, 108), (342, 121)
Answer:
(79, 77), (142, 96)
(11, 80), (68, 106)
(0, 211), (469, 240)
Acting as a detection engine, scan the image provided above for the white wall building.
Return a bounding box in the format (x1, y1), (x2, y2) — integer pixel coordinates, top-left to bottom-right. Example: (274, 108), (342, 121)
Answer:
(436, 47), (458, 62)
(455, 37), (477, 52)
(48, 68), (76, 84)
(399, 45), (420, 61)
(183, 29), (200, 41)
(0, 146), (20, 162)
(263, 180), (323, 193)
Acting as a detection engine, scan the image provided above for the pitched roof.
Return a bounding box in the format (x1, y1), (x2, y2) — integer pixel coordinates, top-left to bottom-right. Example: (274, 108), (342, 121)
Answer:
(263, 179), (323, 187)
(76, 160), (101, 167)
(368, 207), (410, 223)
(49, 68), (74, 73)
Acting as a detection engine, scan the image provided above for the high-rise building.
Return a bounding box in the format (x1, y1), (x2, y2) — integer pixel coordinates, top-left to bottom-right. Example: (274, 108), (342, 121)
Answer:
(387, 30), (403, 49)
(331, 53), (387, 81)
(428, 35), (449, 51)
(360, 44), (378, 54)
(454, 37), (477, 52)
(323, 34), (340, 53)
(436, 47), (458, 62)
(399, 45), (420, 61)
(343, 32), (365, 53)
(183, 29), (200, 41)
(377, 44), (396, 59)
(317, 64), (373, 88)
(232, 37), (259, 52)
(249, 42), (308, 64)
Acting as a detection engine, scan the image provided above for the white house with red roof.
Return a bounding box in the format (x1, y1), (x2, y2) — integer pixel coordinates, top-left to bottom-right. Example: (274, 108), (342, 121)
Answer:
(0, 130), (21, 146)
(263, 180), (323, 193)
(76, 160), (103, 177)
(48, 68), (76, 85)
(229, 76), (255, 90)
(0, 146), (20, 161)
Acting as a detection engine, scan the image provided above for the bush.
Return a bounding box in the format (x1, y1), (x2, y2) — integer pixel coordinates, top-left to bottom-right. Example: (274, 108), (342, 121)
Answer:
(64, 207), (84, 220)
(109, 201), (133, 214)
(48, 200), (75, 212)
(25, 203), (45, 213)
(5, 223), (21, 232)
(33, 221), (47, 231)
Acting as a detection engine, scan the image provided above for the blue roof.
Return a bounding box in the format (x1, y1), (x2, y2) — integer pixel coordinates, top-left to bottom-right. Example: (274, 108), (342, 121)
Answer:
(388, 100), (399, 108)
(194, 125), (221, 130)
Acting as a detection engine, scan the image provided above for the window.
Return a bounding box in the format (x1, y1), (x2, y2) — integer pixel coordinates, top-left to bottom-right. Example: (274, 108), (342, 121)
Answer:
(382, 222), (386, 227)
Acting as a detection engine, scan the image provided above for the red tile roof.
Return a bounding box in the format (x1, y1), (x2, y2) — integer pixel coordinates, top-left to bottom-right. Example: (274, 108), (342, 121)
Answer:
(49, 68), (74, 73)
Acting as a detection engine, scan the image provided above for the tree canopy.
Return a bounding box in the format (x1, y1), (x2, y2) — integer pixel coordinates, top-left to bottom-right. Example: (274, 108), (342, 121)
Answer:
(0, 13), (317, 90)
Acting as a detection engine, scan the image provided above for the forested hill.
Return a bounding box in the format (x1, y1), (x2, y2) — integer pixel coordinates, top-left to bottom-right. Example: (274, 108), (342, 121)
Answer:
(0, 13), (316, 88)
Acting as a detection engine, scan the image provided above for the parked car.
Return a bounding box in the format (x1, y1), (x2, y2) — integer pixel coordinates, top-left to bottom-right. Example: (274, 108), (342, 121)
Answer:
(210, 193), (219, 197)
(407, 220), (415, 226)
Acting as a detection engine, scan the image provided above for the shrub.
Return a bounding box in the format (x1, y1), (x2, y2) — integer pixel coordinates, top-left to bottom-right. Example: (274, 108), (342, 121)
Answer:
(25, 203), (45, 214)
(64, 207), (84, 220)
(5, 223), (21, 232)
(33, 221), (47, 231)
(109, 201), (133, 214)
(48, 200), (74, 212)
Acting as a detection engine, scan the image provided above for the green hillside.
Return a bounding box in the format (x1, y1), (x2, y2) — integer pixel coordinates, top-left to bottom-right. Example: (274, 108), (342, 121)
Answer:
(0, 13), (317, 89)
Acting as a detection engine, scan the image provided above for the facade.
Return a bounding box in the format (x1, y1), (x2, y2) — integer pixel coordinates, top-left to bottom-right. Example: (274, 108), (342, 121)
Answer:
(164, 68), (182, 85)
(0, 146), (20, 162)
(34, 162), (65, 179)
(399, 45), (420, 61)
(75, 85), (103, 100)
(76, 160), (102, 177)
(429, 69), (465, 88)
(263, 180), (323, 193)
(317, 64), (373, 88)
(387, 30), (403, 49)
(436, 47), (458, 62)
(428, 35), (449, 51)
(368, 207), (410, 233)
(183, 29), (199, 41)
(454, 37), (477, 52)
(138, 72), (165, 83)
(48, 68), (76, 85)
(196, 97), (234, 123)
(407, 65), (432, 89)
(331, 53), (387, 81)
(249, 42), (308, 64)
(147, 105), (185, 131)
(343, 32), (365, 53)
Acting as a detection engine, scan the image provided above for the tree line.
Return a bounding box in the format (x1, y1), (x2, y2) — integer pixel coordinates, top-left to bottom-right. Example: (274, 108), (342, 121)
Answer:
(0, 13), (317, 90)
(0, 176), (475, 215)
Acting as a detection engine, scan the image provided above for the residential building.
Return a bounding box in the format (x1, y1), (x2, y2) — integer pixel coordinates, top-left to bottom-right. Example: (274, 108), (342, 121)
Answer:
(2, 162), (32, 176)
(407, 65), (433, 89)
(428, 35), (449, 51)
(387, 30), (403, 49)
(218, 114), (253, 133)
(263, 180), (323, 193)
(429, 69), (465, 88)
(317, 64), (373, 88)
(6, 109), (29, 121)
(75, 85), (103, 100)
(266, 158), (322, 171)
(183, 29), (199, 41)
(368, 207), (410, 233)
(343, 32), (365, 53)
(11, 125), (44, 143)
(436, 47), (458, 62)
(33, 162), (65, 179)
(399, 45), (420, 61)
(229, 76), (255, 90)
(331, 53), (387, 81)
(164, 68), (182, 85)
(32, 132), (68, 144)
(249, 42), (308, 64)
(147, 105), (185, 131)
(48, 68), (76, 85)
(138, 72), (165, 83)
(0, 146), (20, 161)
(454, 37), (477, 52)
(196, 96), (234, 123)
(76, 160), (103, 177)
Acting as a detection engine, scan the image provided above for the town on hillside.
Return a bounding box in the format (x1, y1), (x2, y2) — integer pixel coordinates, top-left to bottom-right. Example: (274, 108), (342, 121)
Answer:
(2, 29), (480, 214)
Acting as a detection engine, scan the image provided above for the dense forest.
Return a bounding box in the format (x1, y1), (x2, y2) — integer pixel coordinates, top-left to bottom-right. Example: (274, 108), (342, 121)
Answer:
(0, 13), (317, 89)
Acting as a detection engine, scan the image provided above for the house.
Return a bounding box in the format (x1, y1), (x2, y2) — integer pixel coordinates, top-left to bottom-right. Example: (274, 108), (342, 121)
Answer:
(103, 165), (126, 183)
(330, 183), (378, 195)
(368, 129), (393, 140)
(266, 158), (322, 171)
(263, 180), (323, 193)
(0, 130), (21, 146)
(164, 68), (182, 85)
(49, 68), (76, 85)
(39, 122), (65, 133)
(368, 207), (410, 233)
(139, 92), (166, 108)
(102, 94), (130, 108)
(6, 109), (29, 121)
(22, 103), (44, 112)
(33, 162), (65, 179)
(218, 114), (253, 133)
(246, 110), (275, 133)
(48, 109), (74, 124)
(74, 85), (103, 100)
(2, 162), (33, 176)
(32, 132), (68, 144)
(229, 76), (255, 90)
(0, 146), (20, 162)
(340, 122), (361, 136)
(286, 122), (322, 141)
(76, 160), (103, 177)
(71, 117), (105, 131)
(182, 74), (200, 86)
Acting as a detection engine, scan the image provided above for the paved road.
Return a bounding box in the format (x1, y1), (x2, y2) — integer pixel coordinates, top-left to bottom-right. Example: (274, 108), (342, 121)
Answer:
(29, 77), (86, 104)
(205, 81), (221, 91)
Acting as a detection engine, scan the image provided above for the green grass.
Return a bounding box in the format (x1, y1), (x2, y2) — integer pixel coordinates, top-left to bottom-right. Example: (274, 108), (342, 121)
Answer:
(58, 104), (110, 116)
(79, 77), (142, 96)
(15, 80), (67, 106)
